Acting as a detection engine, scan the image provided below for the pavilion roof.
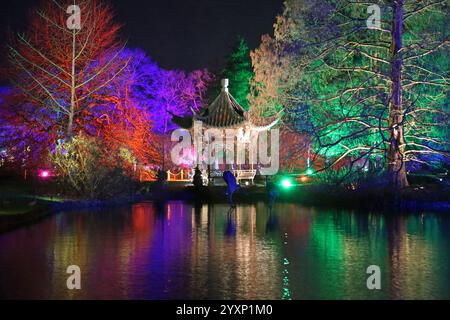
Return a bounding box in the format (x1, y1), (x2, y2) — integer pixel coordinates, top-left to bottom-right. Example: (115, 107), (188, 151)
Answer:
(170, 79), (248, 129)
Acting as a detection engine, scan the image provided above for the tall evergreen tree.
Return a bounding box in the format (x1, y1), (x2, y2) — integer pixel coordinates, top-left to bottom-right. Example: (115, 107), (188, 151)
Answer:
(223, 37), (254, 110)
(209, 37), (254, 110)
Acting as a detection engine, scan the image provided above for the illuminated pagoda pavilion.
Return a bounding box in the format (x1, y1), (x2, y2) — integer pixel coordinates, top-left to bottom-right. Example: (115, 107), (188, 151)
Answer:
(169, 79), (279, 185)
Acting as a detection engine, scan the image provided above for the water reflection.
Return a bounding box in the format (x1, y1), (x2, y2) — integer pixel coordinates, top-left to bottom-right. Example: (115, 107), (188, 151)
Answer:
(0, 202), (449, 300)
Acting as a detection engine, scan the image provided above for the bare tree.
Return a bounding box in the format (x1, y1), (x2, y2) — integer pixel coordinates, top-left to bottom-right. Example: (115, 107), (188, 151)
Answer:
(7, 0), (129, 138)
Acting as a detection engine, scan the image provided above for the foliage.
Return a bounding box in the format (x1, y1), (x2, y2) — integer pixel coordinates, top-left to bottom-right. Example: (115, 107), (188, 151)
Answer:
(92, 49), (162, 166)
(250, 34), (291, 122)
(50, 134), (135, 198)
(7, 0), (127, 138)
(93, 48), (213, 135)
(152, 67), (213, 134)
(0, 88), (56, 170)
(1, 41), (212, 173)
(210, 37), (254, 110)
(251, 0), (449, 188)
(279, 128), (310, 172)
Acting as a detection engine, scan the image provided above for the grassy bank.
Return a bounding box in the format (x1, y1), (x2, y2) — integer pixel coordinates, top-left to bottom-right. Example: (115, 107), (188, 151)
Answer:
(0, 199), (50, 233)
(0, 200), (43, 216)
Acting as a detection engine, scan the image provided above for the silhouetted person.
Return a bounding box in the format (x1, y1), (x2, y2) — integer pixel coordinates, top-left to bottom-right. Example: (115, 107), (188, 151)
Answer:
(157, 170), (167, 183)
(193, 166), (203, 188)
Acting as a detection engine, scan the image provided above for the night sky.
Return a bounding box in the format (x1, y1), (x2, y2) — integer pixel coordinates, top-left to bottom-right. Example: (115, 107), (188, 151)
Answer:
(0, 0), (283, 71)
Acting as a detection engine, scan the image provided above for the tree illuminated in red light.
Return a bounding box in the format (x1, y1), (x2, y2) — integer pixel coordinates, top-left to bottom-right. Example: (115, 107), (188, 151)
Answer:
(7, 0), (128, 138)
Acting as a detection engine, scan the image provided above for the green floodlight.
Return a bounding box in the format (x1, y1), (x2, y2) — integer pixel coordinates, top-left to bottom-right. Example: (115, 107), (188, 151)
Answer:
(281, 178), (293, 189)
(306, 168), (314, 176)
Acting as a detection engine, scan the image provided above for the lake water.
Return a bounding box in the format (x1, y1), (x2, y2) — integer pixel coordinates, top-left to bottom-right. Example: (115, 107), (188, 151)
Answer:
(0, 201), (449, 300)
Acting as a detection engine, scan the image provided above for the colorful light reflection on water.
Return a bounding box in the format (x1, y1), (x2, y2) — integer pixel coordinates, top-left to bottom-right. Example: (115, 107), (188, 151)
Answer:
(0, 202), (449, 300)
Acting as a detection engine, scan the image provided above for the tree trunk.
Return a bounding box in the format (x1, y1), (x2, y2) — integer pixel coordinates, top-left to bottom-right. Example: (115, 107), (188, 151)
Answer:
(67, 112), (74, 138)
(387, 0), (409, 189)
(67, 27), (77, 139)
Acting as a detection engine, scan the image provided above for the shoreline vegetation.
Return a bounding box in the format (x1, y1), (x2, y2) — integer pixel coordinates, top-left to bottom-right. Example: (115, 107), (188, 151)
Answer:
(1, 178), (448, 234)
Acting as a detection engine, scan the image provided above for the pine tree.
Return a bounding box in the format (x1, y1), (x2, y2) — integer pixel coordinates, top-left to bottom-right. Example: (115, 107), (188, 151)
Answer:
(210, 37), (254, 110)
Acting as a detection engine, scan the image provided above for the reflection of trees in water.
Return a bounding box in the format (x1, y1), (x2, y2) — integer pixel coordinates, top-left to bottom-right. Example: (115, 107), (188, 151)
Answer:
(385, 213), (449, 299)
(189, 202), (282, 299)
(3, 202), (449, 299)
(297, 210), (449, 299)
(265, 209), (279, 234)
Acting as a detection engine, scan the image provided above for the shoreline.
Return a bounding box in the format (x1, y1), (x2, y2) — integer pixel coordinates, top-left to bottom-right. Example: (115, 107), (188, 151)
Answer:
(0, 205), (51, 234)
(1, 184), (448, 234)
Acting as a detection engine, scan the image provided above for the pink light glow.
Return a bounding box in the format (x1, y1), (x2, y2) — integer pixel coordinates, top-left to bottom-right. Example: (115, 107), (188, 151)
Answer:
(39, 170), (50, 178)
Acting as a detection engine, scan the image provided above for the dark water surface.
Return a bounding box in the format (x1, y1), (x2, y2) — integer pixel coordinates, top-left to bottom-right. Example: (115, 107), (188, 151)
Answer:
(0, 202), (449, 300)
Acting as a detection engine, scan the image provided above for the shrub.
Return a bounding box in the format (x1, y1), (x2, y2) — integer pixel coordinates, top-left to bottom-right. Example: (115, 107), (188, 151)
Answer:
(50, 134), (136, 199)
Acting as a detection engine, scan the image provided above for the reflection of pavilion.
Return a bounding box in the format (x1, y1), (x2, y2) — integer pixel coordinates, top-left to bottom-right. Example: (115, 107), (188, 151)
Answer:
(170, 79), (279, 185)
